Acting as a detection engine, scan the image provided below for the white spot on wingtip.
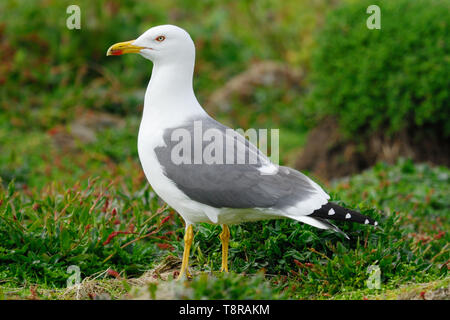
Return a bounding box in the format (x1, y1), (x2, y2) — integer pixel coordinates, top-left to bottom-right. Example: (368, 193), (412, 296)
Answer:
(374, 221), (378, 226)
(328, 208), (335, 215)
(345, 213), (351, 219)
(364, 219), (369, 224)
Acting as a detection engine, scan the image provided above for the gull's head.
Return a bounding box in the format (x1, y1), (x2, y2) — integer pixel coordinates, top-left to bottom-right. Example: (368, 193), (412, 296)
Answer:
(106, 25), (195, 65)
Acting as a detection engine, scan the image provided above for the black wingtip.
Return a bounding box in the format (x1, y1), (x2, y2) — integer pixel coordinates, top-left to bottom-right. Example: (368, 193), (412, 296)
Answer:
(309, 202), (378, 226)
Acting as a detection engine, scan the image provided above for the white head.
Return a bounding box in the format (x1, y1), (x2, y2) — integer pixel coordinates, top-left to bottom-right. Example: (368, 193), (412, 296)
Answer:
(107, 25), (195, 66)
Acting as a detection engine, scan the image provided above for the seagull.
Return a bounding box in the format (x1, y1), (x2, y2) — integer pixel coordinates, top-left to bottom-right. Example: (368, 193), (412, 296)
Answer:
(106, 25), (378, 279)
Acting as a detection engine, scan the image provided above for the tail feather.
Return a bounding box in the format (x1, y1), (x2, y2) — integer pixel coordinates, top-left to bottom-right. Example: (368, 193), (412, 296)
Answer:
(314, 217), (350, 239)
(309, 202), (378, 226)
(288, 215), (350, 239)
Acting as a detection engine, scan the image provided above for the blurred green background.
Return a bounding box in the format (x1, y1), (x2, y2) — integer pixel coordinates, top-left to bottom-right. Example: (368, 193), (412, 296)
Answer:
(0, 0), (448, 188)
(0, 0), (448, 299)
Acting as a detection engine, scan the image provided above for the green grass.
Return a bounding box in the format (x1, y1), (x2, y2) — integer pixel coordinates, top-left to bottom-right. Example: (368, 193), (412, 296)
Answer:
(0, 0), (330, 138)
(1, 160), (448, 299)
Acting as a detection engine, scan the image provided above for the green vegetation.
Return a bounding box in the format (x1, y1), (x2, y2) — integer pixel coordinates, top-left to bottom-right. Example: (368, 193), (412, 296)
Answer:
(0, 0), (330, 132)
(0, 0), (448, 300)
(306, 0), (450, 137)
(147, 273), (287, 300)
(0, 0), (334, 189)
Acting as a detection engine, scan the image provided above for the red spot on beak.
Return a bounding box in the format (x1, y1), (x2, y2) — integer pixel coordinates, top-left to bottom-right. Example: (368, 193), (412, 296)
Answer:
(111, 50), (123, 56)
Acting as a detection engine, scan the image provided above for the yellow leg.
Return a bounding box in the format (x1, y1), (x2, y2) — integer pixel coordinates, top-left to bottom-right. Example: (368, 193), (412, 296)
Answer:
(177, 224), (194, 280)
(219, 224), (230, 272)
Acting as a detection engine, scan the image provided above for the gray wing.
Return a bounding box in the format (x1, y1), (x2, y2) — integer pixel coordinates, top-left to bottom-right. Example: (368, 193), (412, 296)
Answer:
(154, 116), (322, 210)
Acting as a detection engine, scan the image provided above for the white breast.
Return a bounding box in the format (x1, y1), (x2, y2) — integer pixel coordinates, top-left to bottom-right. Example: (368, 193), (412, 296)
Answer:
(137, 114), (219, 225)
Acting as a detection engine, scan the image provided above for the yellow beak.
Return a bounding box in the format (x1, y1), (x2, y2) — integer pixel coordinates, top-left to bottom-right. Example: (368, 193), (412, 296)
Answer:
(106, 40), (144, 56)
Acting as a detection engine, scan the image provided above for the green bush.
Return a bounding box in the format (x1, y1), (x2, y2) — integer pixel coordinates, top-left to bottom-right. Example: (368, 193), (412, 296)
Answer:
(306, 0), (450, 138)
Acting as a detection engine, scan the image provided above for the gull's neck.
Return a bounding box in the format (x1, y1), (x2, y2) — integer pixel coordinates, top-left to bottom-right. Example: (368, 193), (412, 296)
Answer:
(142, 61), (207, 127)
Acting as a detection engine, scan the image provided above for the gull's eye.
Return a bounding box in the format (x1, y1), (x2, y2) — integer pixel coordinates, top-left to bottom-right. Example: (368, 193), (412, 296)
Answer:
(155, 35), (165, 42)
